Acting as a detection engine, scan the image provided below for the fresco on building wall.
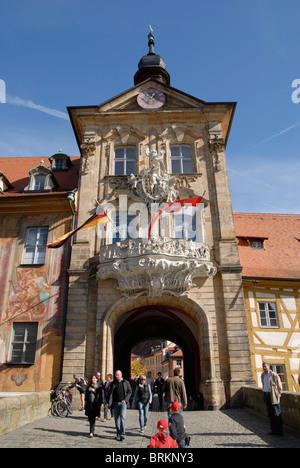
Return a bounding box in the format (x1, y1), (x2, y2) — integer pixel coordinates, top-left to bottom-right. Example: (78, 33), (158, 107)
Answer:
(0, 237), (15, 318)
(0, 215), (69, 392)
(1, 267), (51, 329)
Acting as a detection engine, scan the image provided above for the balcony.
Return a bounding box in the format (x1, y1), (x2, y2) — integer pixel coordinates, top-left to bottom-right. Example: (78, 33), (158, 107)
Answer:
(97, 237), (216, 298)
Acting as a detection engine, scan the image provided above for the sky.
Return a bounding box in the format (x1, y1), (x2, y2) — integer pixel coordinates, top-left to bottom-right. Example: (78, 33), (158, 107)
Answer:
(0, 0), (299, 214)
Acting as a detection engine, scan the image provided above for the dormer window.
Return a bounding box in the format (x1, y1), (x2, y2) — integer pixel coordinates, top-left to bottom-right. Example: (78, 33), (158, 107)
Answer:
(54, 159), (64, 170)
(250, 237), (266, 250)
(48, 151), (72, 171)
(251, 240), (264, 250)
(237, 236), (267, 250)
(34, 175), (46, 190)
(0, 171), (12, 192)
(24, 160), (57, 191)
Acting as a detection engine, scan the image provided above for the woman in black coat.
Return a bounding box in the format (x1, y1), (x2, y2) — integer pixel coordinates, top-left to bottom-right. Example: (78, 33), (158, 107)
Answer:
(85, 375), (103, 438)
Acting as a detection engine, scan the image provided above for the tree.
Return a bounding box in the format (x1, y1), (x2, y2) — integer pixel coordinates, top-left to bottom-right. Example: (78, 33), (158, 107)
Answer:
(131, 359), (147, 378)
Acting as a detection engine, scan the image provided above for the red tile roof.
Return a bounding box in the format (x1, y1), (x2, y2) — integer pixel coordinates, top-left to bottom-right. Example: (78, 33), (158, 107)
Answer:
(0, 156), (80, 194)
(234, 212), (300, 280)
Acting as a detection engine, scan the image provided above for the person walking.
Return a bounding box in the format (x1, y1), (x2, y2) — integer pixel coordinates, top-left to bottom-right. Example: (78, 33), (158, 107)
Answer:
(169, 402), (190, 448)
(133, 375), (152, 433)
(154, 372), (165, 410)
(261, 362), (283, 436)
(108, 370), (132, 441)
(103, 373), (113, 421)
(163, 368), (187, 416)
(85, 375), (103, 438)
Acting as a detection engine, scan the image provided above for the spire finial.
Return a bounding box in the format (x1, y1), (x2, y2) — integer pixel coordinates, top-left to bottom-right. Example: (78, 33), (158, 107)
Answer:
(148, 25), (155, 55)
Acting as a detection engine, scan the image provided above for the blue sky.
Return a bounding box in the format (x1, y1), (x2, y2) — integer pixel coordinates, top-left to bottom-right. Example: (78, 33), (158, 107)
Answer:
(0, 0), (299, 214)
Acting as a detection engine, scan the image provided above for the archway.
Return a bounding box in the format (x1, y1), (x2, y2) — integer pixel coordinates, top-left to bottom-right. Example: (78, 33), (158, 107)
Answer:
(113, 306), (201, 398)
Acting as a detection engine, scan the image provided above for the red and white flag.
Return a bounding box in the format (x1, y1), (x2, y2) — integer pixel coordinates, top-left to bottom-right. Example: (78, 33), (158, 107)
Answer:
(145, 196), (203, 242)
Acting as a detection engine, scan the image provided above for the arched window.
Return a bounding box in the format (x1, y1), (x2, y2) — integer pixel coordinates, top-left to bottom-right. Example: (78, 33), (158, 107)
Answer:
(114, 146), (136, 175)
(170, 144), (194, 174)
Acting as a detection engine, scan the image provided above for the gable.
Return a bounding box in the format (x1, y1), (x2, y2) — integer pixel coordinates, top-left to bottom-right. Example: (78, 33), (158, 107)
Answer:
(97, 79), (207, 113)
(68, 78), (236, 150)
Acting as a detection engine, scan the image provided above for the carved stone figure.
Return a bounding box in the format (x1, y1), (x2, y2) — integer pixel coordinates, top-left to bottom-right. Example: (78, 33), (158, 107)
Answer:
(129, 147), (178, 207)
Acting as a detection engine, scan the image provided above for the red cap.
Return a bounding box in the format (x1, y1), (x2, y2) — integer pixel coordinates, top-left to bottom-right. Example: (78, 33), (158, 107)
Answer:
(157, 419), (168, 430)
(170, 402), (181, 412)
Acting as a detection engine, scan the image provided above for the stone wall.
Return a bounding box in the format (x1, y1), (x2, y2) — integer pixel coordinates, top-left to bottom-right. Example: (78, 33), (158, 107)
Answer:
(0, 392), (50, 436)
(243, 386), (300, 434)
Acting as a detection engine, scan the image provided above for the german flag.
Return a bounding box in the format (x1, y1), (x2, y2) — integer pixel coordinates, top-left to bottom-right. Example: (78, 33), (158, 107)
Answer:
(47, 211), (110, 249)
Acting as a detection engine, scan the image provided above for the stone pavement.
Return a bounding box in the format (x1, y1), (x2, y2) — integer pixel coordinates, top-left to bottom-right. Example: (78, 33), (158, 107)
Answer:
(0, 407), (300, 449)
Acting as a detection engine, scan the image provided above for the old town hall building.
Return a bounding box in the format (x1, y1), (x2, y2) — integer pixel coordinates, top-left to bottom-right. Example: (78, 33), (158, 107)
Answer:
(0, 31), (299, 408)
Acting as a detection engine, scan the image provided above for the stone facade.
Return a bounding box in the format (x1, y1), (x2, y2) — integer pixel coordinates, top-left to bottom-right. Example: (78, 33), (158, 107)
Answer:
(61, 71), (255, 409)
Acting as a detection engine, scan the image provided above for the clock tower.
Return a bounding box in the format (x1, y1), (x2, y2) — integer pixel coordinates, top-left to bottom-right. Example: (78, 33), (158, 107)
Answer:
(62, 29), (255, 409)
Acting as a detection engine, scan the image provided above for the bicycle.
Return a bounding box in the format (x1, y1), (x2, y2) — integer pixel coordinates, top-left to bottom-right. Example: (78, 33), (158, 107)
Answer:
(50, 384), (73, 418)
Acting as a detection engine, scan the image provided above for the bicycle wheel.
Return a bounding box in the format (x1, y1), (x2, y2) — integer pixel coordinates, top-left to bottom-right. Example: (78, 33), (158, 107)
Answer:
(67, 401), (73, 415)
(51, 400), (57, 416)
(55, 400), (69, 418)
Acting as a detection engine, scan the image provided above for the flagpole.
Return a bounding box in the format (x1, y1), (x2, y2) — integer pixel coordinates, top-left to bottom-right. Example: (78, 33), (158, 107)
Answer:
(94, 199), (122, 238)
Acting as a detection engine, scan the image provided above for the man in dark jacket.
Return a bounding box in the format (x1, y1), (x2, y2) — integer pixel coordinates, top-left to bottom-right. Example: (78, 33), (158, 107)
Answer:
(154, 372), (165, 410)
(108, 370), (132, 441)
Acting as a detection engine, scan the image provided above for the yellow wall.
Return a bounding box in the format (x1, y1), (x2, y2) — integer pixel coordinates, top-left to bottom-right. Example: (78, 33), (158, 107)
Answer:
(244, 279), (300, 392)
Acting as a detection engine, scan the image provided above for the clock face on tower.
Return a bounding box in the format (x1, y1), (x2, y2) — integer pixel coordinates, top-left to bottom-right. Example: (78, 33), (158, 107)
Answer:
(137, 87), (166, 109)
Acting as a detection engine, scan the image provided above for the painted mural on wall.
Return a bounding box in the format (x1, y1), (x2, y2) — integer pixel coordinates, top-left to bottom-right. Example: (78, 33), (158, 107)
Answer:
(0, 214), (70, 392)
(1, 267), (51, 328)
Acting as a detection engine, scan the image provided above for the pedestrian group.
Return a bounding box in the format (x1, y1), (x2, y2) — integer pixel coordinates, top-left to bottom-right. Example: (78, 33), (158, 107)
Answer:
(67, 367), (190, 447)
(67, 361), (286, 447)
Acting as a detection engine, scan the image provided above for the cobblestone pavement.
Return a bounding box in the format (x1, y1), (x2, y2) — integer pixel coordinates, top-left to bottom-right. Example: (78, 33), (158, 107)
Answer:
(0, 408), (300, 449)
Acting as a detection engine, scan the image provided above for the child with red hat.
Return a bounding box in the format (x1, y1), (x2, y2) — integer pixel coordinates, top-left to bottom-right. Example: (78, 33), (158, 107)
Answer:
(169, 402), (190, 448)
(147, 419), (178, 449)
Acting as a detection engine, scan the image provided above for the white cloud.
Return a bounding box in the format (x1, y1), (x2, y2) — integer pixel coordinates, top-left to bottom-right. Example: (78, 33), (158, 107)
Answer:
(6, 94), (69, 120)
(228, 158), (300, 214)
(228, 167), (274, 190)
(255, 121), (300, 146)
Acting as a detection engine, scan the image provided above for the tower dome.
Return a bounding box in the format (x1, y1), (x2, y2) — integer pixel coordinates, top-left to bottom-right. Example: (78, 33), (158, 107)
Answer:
(134, 27), (170, 86)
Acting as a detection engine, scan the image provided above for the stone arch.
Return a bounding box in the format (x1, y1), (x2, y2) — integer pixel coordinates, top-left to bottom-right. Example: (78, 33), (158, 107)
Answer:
(99, 294), (220, 408)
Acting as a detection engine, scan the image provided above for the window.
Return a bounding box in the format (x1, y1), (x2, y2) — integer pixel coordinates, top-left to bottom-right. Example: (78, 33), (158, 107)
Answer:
(251, 240), (264, 250)
(9, 322), (38, 364)
(54, 159), (64, 170)
(114, 146), (136, 175)
(49, 152), (72, 171)
(270, 365), (287, 391)
(111, 213), (136, 243)
(23, 227), (49, 265)
(33, 175), (46, 190)
(171, 204), (204, 242)
(176, 359), (182, 368)
(170, 145), (193, 174)
(258, 302), (279, 328)
(173, 212), (197, 241)
(25, 163), (56, 191)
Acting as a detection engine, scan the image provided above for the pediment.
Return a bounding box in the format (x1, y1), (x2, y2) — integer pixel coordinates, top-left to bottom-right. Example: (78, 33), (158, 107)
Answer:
(97, 79), (206, 114)
(68, 79), (236, 148)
